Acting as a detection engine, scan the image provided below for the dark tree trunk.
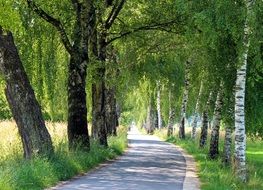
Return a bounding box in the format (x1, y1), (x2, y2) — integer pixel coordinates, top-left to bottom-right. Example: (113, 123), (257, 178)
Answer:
(26, 0), (93, 151)
(0, 28), (54, 159)
(105, 88), (117, 136)
(92, 31), (108, 147)
(67, 54), (90, 150)
(146, 96), (155, 134)
(199, 91), (212, 148)
(92, 81), (107, 146)
(199, 110), (208, 148)
(88, 10), (108, 146)
(223, 127), (232, 166)
(179, 117), (185, 138)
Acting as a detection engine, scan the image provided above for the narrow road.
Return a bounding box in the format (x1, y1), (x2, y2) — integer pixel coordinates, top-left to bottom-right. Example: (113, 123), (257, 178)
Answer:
(49, 127), (199, 190)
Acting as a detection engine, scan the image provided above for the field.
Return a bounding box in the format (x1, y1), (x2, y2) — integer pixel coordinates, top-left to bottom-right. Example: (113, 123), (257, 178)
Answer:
(0, 121), (127, 190)
(154, 126), (263, 190)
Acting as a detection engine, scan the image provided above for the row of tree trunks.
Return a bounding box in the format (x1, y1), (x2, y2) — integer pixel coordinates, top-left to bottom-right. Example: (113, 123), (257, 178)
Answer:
(0, 28), (54, 159)
(179, 60), (190, 139)
(209, 85), (223, 159)
(191, 80), (203, 139)
(199, 91), (212, 148)
(90, 0), (124, 145)
(105, 88), (117, 136)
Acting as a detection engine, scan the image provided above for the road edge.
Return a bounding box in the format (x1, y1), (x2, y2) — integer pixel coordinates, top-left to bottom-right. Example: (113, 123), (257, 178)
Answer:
(46, 142), (131, 190)
(173, 144), (200, 190)
(153, 134), (200, 190)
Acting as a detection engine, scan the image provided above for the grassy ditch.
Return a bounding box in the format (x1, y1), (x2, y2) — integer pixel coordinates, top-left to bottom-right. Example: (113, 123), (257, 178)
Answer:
(154, 127), (263, 190)
(0, 121), (128, 190)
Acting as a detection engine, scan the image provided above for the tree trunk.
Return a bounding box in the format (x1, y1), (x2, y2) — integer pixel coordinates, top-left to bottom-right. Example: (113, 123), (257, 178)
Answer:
(92, 31), (108, 147)
(146, 96), (155, 134)
(156, 80), (162, 129)
(179, 60), (190, 139)
(67, 54), (90, 150)
(88, 10), (108, 146)
(234, 0), (254, 182)
(105, 46), (119, 136)
(105, 88), (117, 136)
(0, 28), (54, 159)
(167, 89), (175, 137)
(191, 81), (203, 139)
(209, 87), (223, 159)
(26, 0), (93, 150)
(200, 91), (212, 148)
(223, 127), (232, 166)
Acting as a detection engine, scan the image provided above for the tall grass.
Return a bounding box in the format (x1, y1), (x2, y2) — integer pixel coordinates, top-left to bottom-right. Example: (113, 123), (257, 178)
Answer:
(0, 121), (128, 190)
(153, 127), (263, 190)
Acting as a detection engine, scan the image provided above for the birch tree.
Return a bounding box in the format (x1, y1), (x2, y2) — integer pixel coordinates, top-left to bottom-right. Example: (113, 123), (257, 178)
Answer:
(199, 91), (212, 148)
(209, 85), (223, 159)
(179, 60), (190, 139)
(191, 80), (203, 139)
(234, 0), (255, 182)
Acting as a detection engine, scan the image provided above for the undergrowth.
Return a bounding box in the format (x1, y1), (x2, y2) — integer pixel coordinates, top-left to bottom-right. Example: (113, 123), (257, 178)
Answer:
(0, 122), (127, 190)
(154, 127), (263, 190)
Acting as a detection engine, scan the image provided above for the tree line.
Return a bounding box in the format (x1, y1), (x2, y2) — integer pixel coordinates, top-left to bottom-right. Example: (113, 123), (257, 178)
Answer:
(0, 0), (262, 184)
(117, 0), (262, 183)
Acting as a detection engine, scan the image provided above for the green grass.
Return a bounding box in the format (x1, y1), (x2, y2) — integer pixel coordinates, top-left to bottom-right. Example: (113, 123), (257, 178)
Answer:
(0, 122), (128, 190)
(154, 128), (263, 190)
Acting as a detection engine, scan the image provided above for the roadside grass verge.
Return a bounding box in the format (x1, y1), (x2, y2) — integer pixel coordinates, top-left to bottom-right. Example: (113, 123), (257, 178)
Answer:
(153, 127), (263, 190)
(0, 121), (128, 190)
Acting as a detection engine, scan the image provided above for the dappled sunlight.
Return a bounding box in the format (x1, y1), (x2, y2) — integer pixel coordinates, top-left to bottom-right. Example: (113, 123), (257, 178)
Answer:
(50, 126), (187, 190)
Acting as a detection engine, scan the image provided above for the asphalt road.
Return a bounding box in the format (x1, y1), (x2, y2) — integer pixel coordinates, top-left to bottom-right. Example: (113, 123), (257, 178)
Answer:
(49, 127), (198, 190)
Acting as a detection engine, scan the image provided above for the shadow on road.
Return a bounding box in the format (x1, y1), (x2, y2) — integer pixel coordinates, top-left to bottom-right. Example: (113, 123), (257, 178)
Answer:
(51, 128), (186, 190)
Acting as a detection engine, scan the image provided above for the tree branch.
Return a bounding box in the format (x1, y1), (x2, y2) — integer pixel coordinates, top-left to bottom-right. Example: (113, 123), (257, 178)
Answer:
(107, 20), (181, 44)
(105, 3), (117, 26)
(26, 0), (73, 55)
(105, 0), (126, 29)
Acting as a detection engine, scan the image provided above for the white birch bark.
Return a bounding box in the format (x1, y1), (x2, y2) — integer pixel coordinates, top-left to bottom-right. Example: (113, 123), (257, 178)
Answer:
(209, 85), (223, 159)
(199, 91), (213, 148)
(179, 60), (190, 139)
(191, 81), (203, 139)
(234, 0), (254, 182)
(156, 80), (162, 129)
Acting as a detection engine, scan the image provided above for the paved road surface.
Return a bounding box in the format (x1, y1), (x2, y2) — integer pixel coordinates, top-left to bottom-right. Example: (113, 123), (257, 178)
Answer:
(49, 127), (199, 190)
